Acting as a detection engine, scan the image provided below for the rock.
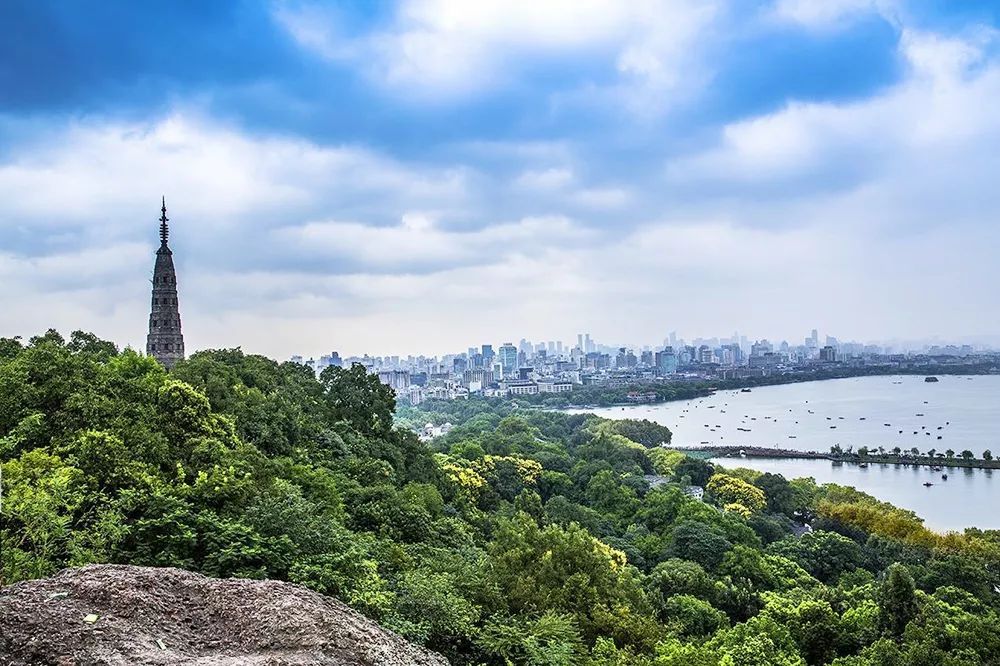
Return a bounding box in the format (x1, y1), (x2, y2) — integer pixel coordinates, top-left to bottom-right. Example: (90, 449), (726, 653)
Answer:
(0, 564), (449, 666)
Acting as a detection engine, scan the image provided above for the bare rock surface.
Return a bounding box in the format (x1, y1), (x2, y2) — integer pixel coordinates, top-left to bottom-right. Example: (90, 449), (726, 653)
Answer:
(0, 564), (449, 666)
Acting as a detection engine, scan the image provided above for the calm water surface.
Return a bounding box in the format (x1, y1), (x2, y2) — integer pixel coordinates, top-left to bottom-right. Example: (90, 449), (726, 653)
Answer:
(571, 375), (1000, 531)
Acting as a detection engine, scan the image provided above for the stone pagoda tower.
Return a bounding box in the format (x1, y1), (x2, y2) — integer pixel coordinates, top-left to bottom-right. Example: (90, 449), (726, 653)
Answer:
(146, 197), (185, 368)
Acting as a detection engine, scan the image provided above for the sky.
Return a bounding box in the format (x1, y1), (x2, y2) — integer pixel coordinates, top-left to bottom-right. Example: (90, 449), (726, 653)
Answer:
(1, 0), (999, 358)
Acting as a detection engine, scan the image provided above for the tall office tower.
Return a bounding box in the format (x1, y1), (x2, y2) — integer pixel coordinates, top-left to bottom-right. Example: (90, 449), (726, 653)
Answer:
(498, 342), (518, 378)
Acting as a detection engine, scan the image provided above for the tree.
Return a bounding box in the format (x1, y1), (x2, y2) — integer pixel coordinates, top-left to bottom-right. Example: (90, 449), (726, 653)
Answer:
(753, 473), (801, 517)
(667, 520), (733, 571)
(658, 594), (728, 637)
(609, 419), (672, 448)
(945, 449), (954, 459)
(767, 531), (864, 584)
(960, 450), (974, 461)
(878, 563), (919, 636)
(477, 612), (587, 666)
(673, 457), (714, 486)
(984, 450), (993, 461)
(707, 474), (766, 515)
(646, 558), (717, 604)
(319, 363), (396, 439)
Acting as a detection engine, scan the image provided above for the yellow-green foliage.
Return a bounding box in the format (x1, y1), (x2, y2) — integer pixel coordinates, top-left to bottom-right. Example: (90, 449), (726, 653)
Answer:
(647, 448), (685, 476)
(707, 473), (766, 514)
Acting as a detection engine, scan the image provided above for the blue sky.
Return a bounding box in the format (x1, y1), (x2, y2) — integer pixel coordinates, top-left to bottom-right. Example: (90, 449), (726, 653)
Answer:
(1, 0), (998, 356)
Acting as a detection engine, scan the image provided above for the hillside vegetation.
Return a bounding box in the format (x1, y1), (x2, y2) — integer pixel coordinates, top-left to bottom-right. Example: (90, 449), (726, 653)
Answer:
(3, 330), (1000, 665)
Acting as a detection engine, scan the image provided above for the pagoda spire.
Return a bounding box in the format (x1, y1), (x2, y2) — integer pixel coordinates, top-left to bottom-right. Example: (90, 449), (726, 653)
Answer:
(147, 197), (185, 368)
(159, 196), (169, 245)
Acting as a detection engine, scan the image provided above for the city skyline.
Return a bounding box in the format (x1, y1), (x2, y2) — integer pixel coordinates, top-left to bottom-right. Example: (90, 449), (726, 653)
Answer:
(2, 2), (999, 357)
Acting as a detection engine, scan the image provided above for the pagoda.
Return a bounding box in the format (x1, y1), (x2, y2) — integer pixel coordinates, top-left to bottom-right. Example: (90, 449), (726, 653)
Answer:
(146, 197), (185, 368)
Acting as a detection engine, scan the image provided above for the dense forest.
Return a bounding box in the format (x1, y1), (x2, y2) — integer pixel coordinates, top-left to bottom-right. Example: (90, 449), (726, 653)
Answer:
(3, 330), (1000, 665)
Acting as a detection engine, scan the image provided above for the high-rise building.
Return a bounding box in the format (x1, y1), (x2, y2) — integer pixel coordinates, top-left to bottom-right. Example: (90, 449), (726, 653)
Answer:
(498, 342), (518, 378)
(146, 198), (185, 368)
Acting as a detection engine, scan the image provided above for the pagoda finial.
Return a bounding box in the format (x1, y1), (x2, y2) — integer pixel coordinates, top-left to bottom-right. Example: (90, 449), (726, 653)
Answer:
(159, 196), (169, 245)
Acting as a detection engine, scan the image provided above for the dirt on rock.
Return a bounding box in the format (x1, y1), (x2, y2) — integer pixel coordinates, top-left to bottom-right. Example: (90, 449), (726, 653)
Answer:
(0, 564), (449, 666)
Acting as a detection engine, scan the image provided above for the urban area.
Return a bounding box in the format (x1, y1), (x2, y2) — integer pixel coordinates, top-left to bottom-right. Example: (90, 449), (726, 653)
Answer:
(292, 329), (997, 405)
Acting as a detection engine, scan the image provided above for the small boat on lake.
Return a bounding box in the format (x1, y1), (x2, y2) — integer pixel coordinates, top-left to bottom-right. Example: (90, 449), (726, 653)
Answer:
(942, 474), (948, 480)
(923, 482), (934, 487)
(925, 376), (939, 383)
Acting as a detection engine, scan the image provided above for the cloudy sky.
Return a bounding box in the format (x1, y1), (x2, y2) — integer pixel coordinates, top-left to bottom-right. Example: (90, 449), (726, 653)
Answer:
(2, 0), (998, 358)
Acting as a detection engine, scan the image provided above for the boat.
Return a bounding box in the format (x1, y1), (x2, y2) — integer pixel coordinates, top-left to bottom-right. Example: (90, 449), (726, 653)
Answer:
(923, 482), (934, 487)
(942, 474), (948, 480)
(740, 388), (752, 393)
(924, 376), (939, 383)
(859, 463), (868, 468)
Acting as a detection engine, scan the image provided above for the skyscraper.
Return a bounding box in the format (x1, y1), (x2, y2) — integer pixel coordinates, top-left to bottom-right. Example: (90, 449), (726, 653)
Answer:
(498, 342), (518, 378)
(146, 198), (185, 368)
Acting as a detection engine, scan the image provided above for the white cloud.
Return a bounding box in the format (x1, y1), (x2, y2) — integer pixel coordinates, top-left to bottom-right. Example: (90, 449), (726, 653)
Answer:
(514, 167), (574, 190)
(276, 0), (721, 106)
(667, 29), (1000, 199)
(0, 113), (471, 234)
(771, 0), (895, 30)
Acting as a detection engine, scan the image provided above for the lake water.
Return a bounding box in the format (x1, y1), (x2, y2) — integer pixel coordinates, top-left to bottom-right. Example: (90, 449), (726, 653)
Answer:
(570, 375), (1000, 532)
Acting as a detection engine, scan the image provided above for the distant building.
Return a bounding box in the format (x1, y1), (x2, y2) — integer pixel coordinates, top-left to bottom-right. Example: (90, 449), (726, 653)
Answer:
(502, 379), (539, 395)
(378, 370), (410, 392)
(463, 369), (494, 391)
(656, 347), (678, 374)
(537, 380), (573, 393)
(498, 342), (518, 378)
(698, 345), (714, 364)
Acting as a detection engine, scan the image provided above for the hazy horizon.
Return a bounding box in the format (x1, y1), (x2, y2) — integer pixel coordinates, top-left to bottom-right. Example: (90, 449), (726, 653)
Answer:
(3, 1), (999, 358)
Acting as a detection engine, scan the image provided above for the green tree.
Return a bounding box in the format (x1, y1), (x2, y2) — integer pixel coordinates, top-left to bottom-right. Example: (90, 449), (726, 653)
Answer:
(667, 520), (733, 571)
(319, 363), (396, 439)
(673, 457), (714, 486)
(878, 563), (919, 636)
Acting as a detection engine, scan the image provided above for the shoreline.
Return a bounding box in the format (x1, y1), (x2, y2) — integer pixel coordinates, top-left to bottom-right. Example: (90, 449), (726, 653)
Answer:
(549, 368), (999, 411)
(681, 445), (1000, 471)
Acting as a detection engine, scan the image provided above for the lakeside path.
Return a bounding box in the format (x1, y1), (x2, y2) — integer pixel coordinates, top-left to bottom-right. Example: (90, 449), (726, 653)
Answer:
(682, 445), (1000, 471)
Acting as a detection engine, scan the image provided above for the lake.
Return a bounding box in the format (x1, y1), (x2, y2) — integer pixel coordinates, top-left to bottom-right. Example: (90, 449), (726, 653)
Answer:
(570, 375), (1000, 532)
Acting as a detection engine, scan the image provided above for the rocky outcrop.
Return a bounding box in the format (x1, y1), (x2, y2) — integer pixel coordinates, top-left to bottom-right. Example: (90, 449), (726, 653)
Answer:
(0, 564), (449, 666)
